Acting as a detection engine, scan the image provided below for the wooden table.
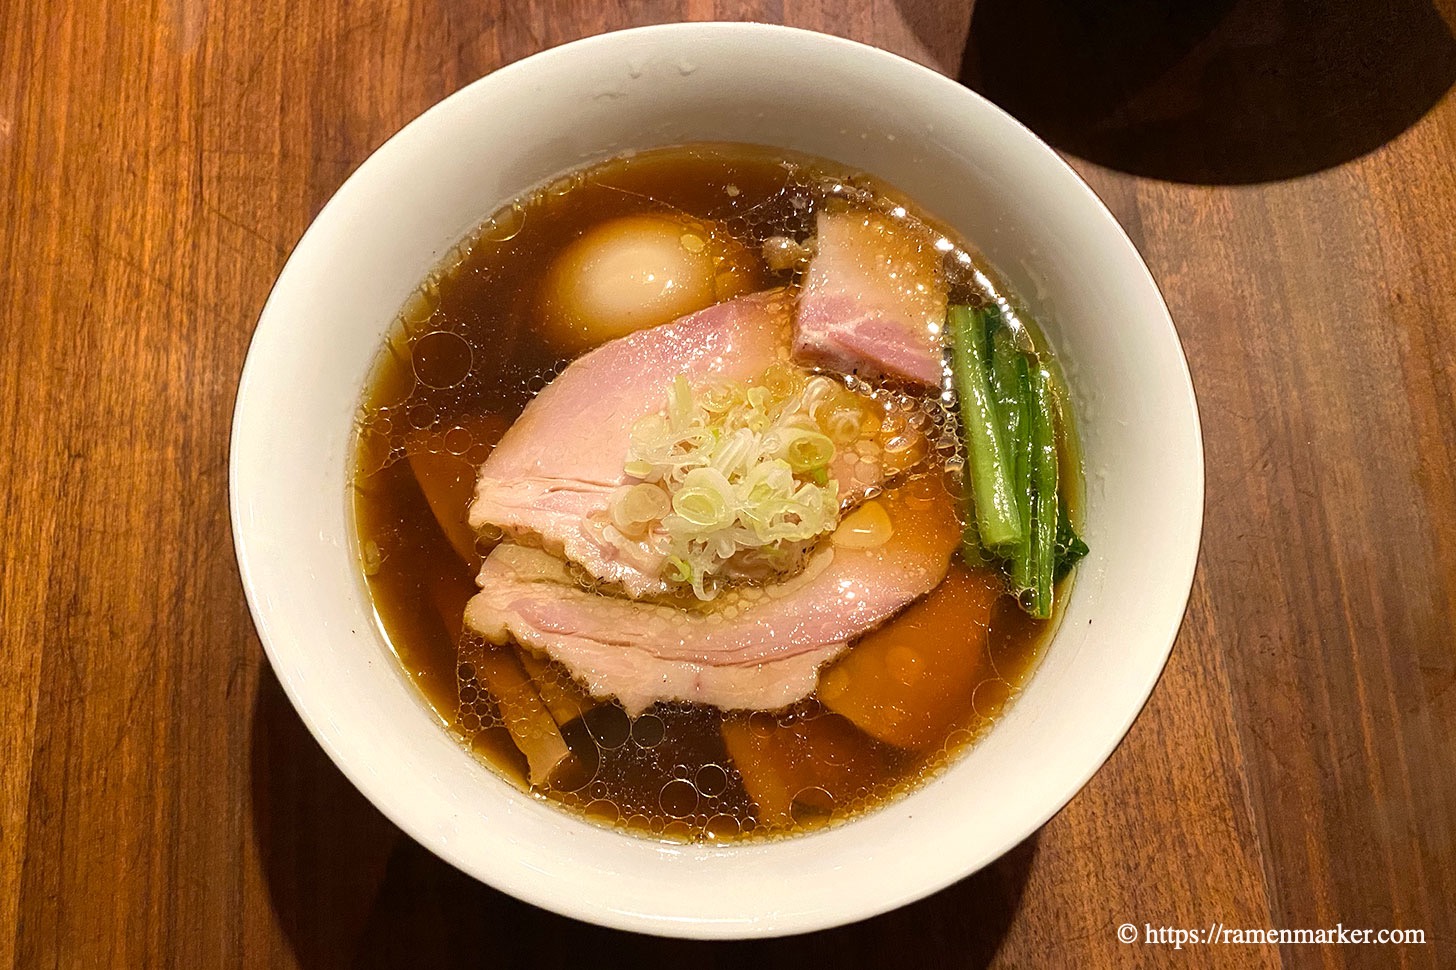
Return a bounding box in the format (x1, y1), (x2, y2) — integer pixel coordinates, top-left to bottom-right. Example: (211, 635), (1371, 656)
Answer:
(3, 1), (1453, 967)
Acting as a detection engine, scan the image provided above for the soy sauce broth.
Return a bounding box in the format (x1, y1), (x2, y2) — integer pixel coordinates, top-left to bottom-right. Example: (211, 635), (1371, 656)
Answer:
(351, 143), (1073, 842)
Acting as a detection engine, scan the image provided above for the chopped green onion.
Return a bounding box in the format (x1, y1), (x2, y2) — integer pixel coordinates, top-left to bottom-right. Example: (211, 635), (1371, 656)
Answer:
(770, 427), (836, 474)
(622, 366), (855, 599)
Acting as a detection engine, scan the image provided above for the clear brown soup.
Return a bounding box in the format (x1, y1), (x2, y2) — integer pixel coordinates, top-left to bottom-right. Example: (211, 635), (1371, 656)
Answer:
(351, 143), (1073, 842)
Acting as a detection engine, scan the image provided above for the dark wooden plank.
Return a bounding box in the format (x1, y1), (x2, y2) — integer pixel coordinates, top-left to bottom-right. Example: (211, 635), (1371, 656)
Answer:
(1068, 95), (1456, 964)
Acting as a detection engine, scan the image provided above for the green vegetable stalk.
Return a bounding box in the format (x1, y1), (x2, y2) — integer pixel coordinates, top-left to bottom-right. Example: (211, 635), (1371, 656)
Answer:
(949, 302), (1087, 619)
(949, 305), (1023, 551)
(1026, 366), (1059, 618)
(990, 327), (1034, 592)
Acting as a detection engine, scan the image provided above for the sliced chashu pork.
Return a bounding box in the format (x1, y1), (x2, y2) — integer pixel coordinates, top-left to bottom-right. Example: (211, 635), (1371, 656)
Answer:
(794, 207), (948, 385)
(464, 476), (961, 715)
(469, 290), (893, 598)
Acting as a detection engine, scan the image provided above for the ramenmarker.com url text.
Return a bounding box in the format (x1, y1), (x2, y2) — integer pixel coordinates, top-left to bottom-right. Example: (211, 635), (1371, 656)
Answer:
(1117, 923), (1426, 949)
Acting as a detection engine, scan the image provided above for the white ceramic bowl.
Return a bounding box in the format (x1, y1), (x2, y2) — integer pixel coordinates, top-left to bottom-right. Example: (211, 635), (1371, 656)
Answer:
(231, 23), (1202, 938)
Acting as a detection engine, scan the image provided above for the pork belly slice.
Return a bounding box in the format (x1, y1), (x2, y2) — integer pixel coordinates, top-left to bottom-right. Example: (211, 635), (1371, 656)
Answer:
(469, 289), (894, 599)
(469, 291), (793, 597)
(794, 207), (948, 386)
(464, 477), (961, 715)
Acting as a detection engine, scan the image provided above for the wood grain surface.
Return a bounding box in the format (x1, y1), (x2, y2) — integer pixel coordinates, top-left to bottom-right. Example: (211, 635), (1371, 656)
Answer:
(2, 1), (1453, 967)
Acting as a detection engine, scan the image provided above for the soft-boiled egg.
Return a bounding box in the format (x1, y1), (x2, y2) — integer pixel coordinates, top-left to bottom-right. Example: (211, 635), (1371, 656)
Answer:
(539, 213), (758, 352)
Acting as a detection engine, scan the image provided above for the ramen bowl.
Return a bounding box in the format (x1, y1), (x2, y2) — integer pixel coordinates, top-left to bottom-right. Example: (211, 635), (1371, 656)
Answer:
(230, 22), (1203, 938)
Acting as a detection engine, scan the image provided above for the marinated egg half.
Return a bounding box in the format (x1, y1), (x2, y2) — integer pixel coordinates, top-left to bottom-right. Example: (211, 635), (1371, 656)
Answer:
(539, 213), (759, 352)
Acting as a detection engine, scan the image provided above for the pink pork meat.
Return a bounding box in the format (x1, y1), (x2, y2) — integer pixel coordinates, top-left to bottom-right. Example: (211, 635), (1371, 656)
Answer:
(464, 481), (960, 715)
(793, 207), (948, 386)
(468, 292), (794, 598)
(469, 290), (892, 599)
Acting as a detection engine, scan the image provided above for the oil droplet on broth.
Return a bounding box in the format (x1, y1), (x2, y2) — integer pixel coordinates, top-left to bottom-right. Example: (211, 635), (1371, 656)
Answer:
(703, 813), (740, 840)
(586, 705), (631, 749)
(442, 425), (473, 455)
(694, 763), (729, 798)
(790, 786), (835, 822)
(834, 499), (893, 549)
(405, 402), (437, 430)
(971, 678), (1015, 720)
(630, 713), (666, 748)
(661, 819), (696, 840)
(658, 778), (699, 818)
(411, 331), (473, 389)
(584, 798), (621, 825)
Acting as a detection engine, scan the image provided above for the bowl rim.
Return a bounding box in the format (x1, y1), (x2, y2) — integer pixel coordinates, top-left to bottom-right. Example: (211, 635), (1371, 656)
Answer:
(231, 20), (1204, 938)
